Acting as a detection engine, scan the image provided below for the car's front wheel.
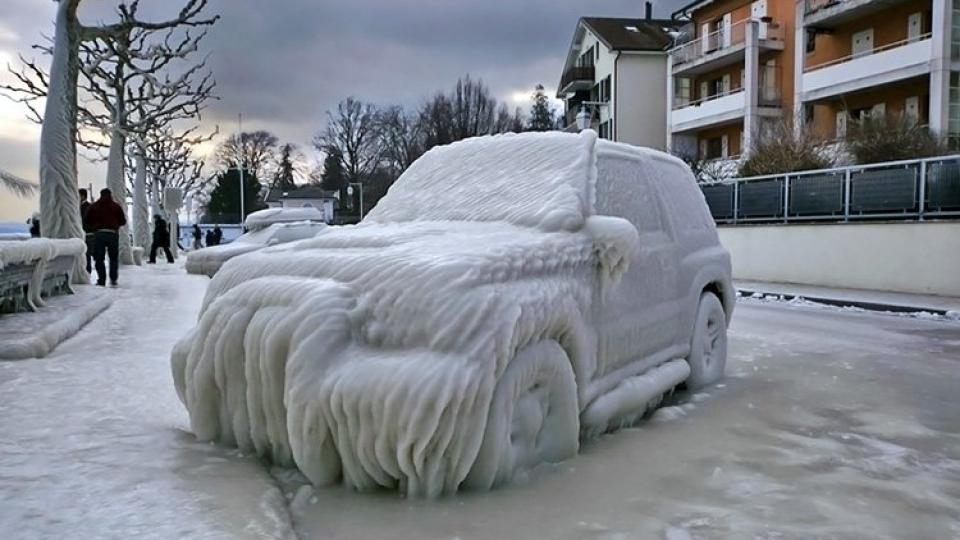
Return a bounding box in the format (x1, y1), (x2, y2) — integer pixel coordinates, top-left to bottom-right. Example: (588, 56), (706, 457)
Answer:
(685, 292), (727, 390)
(463, 340), (579, 490)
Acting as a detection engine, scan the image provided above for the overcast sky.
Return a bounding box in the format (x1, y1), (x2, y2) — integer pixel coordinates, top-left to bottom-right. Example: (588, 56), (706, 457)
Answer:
(0, 0), (683, 221)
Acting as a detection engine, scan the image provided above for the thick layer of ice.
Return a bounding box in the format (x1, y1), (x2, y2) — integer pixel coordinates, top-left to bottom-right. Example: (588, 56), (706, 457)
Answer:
(184, 222), (326, 277)
(244, 207), (326, 231)
(172, 131), (713, 497)
(0, 238), (84, 270)
(368, 131), (597, 232)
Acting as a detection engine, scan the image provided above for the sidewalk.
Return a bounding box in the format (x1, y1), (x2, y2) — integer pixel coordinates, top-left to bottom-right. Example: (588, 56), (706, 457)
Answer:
(735, 280), (960, 316)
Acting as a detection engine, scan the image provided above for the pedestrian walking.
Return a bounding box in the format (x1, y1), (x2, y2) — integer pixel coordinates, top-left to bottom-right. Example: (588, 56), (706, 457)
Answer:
(83, 188), (126, 287)
(212, 225), (223, 246)
(28, 215), (40, 237)
(148, 214), (175, 264)
(192, 224), (202, 250)
(79, 188), (94, 273)
(205, 228), (215, 247)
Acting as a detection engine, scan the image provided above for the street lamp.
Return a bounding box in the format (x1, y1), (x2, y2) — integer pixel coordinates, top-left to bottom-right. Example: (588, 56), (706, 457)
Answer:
(237, 113), (246, 225)
(347, 182), (364, 221)
(574, 101), (610, 132)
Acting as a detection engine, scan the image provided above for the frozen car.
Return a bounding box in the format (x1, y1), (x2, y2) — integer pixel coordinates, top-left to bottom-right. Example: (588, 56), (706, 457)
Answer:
(172, 131), (733, 497)
(184, 219), (327, 277)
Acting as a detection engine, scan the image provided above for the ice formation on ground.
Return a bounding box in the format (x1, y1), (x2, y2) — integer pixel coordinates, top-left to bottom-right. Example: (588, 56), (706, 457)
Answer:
(244, 207), (326, 231)
(172, 130), (731, 497)
(185, 221), (326, 277)
(0, 288), (112, 360)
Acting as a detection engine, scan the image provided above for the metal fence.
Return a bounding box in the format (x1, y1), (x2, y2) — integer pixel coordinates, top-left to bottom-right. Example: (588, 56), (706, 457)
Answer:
(700, 155), (960, 224)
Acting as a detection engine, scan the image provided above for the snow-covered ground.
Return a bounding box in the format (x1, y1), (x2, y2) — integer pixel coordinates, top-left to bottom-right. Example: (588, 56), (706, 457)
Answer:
(2, 265), (959, 539)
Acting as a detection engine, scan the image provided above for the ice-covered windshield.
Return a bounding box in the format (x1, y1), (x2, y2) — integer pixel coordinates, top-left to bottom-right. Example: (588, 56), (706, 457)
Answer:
(367, 131), (597, 232)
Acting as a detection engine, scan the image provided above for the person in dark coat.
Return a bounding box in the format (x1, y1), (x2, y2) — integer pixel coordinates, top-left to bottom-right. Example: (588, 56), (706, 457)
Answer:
(212, 225), (223, 246)
(79, 188), (93, 273)
(83, 188), (127, 287)
(205, 228), (215, 247)
(192, 224), (202, 250)
(28, 216), (40, 237)
(148, 214), (175, 264)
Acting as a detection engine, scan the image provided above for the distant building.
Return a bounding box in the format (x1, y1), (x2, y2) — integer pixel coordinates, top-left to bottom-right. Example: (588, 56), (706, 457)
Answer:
(666, 0), (960, 161)
(557, 6), (683, 148)
(264, 185), (337, 223)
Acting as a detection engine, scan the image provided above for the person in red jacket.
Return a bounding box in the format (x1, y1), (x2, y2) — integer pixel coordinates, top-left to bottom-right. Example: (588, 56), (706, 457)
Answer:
(83, 188), (127, 287)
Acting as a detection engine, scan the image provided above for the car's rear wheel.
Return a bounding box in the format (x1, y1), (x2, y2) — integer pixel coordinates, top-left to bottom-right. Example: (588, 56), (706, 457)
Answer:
(462, 340), (579, 490)
(686, 292), (727, 390)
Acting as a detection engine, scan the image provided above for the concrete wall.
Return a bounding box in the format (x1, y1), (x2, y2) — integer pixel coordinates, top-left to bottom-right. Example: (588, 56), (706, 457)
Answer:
(718, 221), (960, 296)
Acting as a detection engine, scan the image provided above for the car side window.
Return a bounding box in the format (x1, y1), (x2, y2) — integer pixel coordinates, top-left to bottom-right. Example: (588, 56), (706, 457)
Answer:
(595, 156), (666, 235)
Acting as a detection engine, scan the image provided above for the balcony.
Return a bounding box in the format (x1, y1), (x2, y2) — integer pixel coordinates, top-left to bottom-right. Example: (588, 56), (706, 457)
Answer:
(802, 35), (932, 102)
(671, 66), (782, 132)
(558, 66), (595, 95)
(804, 0), (915, 29)
(669, 18), (784, 76)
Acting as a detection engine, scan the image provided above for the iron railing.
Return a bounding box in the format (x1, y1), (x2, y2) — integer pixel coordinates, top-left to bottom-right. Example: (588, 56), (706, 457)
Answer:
(700, 154), (960, 224)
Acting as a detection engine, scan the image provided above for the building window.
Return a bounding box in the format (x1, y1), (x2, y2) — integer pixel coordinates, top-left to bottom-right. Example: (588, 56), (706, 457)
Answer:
(805, 29), (816, 54)
(598, 121), (611, 139)
(703, 137), (724, 159)
(599, 75), (612, 102)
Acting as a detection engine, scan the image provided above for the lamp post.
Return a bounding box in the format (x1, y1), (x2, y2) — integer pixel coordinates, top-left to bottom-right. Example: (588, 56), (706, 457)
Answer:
(574, 101), (610, 133)
(347, 182), (364, 221)
(237, 113), (246, 225)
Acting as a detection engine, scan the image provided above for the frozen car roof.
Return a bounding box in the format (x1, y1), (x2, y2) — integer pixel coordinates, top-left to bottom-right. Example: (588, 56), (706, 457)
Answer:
(244, 206), (325, 231)
(367, 130), (599, 232)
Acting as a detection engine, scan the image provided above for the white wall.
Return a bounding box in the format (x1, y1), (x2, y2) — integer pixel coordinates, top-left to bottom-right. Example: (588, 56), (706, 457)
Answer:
(616, 53), (669, 149)
(718, 222), (960, 296)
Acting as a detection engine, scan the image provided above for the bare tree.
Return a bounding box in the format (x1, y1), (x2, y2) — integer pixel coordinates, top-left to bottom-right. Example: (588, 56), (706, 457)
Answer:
(377, 106), (424, 177)
(216, 130), (279, 180)
(314, 97), (382, 184)
(0, 0), (217, 281)
(0, 169), (39, 198)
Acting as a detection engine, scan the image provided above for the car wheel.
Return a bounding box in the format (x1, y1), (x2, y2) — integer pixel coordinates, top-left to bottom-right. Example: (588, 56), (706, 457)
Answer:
(686, 292), (727, 390)
(462, 340), (579, 490)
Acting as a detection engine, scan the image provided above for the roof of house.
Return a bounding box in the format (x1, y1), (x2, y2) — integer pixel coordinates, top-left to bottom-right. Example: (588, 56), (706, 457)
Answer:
(671, 0), (716, 20)
(579, 17), (680, 52)
(265, 185), (338, 202)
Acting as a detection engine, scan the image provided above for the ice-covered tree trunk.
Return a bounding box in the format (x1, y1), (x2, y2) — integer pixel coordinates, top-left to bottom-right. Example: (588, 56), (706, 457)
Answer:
(106, 124), (133, 264)
(40, 0), (88, 283)
(133, 151), (150, 250)
(150, 177), (161, 214)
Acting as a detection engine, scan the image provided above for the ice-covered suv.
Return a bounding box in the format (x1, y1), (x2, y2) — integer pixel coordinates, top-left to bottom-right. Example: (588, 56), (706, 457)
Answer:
(171, 130), (733, 497)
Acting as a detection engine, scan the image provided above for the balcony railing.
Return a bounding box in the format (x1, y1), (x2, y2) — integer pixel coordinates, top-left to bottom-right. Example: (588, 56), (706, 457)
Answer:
(558, 66), (595, 93)
(804, 0), (845, 14)
(805, 33), (932, 72)
(673, 65), (781, 110)
(699, 154), (960, 224)
(669, 18), (784, 68)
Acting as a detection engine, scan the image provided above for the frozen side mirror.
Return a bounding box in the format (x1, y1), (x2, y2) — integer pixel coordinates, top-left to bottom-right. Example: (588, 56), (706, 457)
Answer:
(584, 215), (639, 290)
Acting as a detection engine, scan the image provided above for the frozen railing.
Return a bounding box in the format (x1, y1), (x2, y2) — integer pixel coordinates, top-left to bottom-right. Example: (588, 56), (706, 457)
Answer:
(669, 18), (784, 67)
(700, 154), (960, 224)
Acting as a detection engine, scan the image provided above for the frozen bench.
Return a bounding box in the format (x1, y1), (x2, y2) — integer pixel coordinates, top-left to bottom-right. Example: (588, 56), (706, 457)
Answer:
(0, 238), (85, 314)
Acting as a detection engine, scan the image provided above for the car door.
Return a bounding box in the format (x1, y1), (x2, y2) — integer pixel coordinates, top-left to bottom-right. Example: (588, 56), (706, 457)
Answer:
(592, 154), (681, 377)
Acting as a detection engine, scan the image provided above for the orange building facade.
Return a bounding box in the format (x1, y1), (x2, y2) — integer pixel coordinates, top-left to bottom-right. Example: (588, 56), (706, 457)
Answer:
(667, 0), (960, 160)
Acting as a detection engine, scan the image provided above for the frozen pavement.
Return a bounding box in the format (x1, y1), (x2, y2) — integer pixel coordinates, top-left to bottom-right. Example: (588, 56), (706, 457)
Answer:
(0, 264), (296, 540)
(2, 265), (959, 539)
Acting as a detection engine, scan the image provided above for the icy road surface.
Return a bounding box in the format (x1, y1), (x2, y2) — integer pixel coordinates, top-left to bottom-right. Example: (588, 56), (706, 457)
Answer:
(1, 265), (959, 539)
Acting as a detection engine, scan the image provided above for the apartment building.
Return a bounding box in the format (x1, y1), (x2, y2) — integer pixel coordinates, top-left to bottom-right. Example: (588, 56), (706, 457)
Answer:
(667, 0), (797, 161)
(796, 0), (958, 144)
(557, 8), (682, 148)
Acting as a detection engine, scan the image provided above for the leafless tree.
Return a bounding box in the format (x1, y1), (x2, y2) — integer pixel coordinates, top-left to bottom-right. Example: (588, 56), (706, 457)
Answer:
(0, 170), (38, 198)
(313, 97), (382, 184)
(0, 0), (217, 280)
(216, 130), (279, 180)
(377, 106), (424, 177)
